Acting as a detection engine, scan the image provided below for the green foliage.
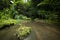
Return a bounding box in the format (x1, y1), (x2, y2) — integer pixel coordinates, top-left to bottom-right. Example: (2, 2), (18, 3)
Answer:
(36, 0), (60, 24)
(0, 9), (12, 19)
(37, 0), (60, 11)
(16, 26), (31, 39)
(37, 10), (57, 20)
(0, 0), (10, 10)
(0, 19), (17, 28)
(0, 0), (60, 25)
(15, 15), (31, 20)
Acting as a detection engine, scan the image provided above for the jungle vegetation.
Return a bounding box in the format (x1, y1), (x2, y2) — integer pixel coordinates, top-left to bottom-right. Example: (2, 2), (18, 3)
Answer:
(0, 0), (60, 28)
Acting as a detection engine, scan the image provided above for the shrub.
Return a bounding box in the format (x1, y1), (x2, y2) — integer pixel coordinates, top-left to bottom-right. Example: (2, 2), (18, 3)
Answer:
(0, 19), (17, 28)
(16, 26), (31, 39)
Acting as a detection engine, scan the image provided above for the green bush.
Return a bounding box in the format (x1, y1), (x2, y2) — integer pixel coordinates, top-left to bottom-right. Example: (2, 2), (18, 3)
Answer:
(0, 19), (17, 28)
(16, 26), (31, 39)
(15, 15), (31, 20)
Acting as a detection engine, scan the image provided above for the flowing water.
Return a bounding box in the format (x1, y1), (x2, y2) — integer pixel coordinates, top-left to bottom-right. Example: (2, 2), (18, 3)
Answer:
(0, 21), (60, 40)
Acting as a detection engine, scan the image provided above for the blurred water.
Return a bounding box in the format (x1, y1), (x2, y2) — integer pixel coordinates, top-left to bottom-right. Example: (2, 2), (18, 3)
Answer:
(24, 31), (37, 40)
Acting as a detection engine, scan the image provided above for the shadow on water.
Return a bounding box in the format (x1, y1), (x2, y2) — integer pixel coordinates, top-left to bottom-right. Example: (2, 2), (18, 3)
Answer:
(0, 24), (14, 30)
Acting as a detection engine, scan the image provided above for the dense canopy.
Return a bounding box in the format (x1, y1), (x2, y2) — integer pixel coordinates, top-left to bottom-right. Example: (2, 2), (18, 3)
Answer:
(0, 0), (60, 27)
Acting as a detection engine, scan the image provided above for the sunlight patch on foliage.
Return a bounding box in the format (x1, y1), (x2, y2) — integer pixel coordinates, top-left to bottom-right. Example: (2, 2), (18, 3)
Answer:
(0, 19), (18, 28)
(16, 26), (31, 39)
